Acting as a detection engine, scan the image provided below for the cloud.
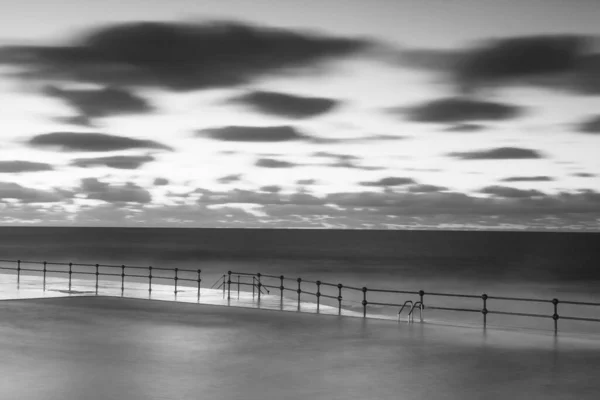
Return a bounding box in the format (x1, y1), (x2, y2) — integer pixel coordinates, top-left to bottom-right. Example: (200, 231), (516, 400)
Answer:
(480, 185), (545, 199)
(0, 21), (370, 91)
(0, 182), (64, 203)
(443, 123), (486, 132)
(71, 154), (155, 169)
(29, 132), (172, 152)
(501, 176), (553, 182)
(360, 177), (416, 187)
(0, 161), (54, 173)
(407, 184), (449, 193)
(401, 97), (523, 123)
(296, 179), (317, 185)
(227, 90), (338, 118)
(259, 185), (282, 193)
(198, 125), (306, 142)
(255, 158), (297, 168)
(217, 174), (243, 184)
(448, 147), (544, 160)
(4, 185), (600, 230)
(312, 151), (359, 161)
(79, 178), (151, 203)
(398, 35), (600, 95)
(577, 115), (600, 133)
(573, 172), (596, 178)
(44, 85), (153, 125)
(153, 178), (169, 186)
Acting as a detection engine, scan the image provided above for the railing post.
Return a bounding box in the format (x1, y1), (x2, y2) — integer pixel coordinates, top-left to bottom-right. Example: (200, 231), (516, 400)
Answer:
(237, 274), (240, 299)
(17, 260), (20, 286)
(43, 261), (47, 291)
(481, 294), (488, 328)
(552, 298), (559, 335)
(121, 265), (125, 294)
(197, 269), (201, 301)
(316, 281), (321, 312)
(337, 284), (343, 315)
(257, 273), (262, 302)
(252, 277), (256, 298)
(297, 278), (302, 309)
(95, 264), (99, 294)
(222, 275), (226, 298)
(419, 290), (425, 309)
(280, 275), (284, 301)
(148, 266), (153, 294)
(174, 268), (178, 295)
(68, 262), (72, 291)
(362, 287), (368, 318)
(227, 271), (232, 300)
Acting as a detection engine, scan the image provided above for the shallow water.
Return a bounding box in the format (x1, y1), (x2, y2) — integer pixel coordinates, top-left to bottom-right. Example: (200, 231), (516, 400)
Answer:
(1, 297), (599, 400)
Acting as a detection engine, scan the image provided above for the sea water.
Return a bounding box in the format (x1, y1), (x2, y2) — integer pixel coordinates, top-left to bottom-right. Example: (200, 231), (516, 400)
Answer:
(1, 227), (599, 333)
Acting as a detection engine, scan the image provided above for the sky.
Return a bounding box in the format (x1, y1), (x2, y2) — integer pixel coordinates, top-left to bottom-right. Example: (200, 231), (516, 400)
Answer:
(0, 0), (599, 230)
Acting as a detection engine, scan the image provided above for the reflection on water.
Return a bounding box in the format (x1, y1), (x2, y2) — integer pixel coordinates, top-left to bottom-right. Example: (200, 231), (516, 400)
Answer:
(1, 297), (599, 400)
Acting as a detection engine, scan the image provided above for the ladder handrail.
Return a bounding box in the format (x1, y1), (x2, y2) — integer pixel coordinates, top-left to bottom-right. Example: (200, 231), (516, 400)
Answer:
(408, 301), (424, 323)
(397, 300), (413, 322)
(210, 275), (226, 289)
(253, 276), (270, 294)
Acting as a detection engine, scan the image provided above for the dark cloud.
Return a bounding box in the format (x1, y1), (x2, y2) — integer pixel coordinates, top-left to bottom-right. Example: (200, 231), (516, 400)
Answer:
(71, 154), (155, 169)
(443, 123), (486, 132)
(573, 172), (596, 178)
(0, 182), (64, 203)
(577, 115), (600, 133)
(29, 132), (172, 152)
(399, 35), (600, 95)
(217, 174), (243, 184)
(0, 161), (54, 173)
(255, 158), (297, 168)
(80, 178), (151, 203)
(296, 179), (317, 185)
(312, 151), (359, 161)
(309, 134), (407, 145)
(480, 185), (545, 199)
(153, 178), (169, 186)
(310, 151), (381, 170)
(198, 125), (306, 142)
(449, 147), (544, 160)
(407, 184), (449, 193)
(227, 90), (338, 118)
(0, 21), (369, 91)
(501, 176), (553, 182)
(360, 177), (416, 187)
(401, 97), (523, 123)
(45, 85), (153, 125)
(259, 185), (282, 193)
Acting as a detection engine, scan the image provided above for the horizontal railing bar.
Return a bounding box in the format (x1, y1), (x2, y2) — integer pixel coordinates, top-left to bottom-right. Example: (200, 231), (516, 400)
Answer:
(487, 310), (551, 318)
(124, 274), (149, 279)
(46, 270), (68, 274)
(229, 272), (258, 277)
(301, 291), (317, 296)
(262, 284), (279, 289)
(366, 288), (418, 294)
(343, 285), (363, 291)
(560, 316), (600, 323)
(486, 296), (552, 303)
(255, 273), (279, 279)
(560, 300), (600, 307)
(426, 306), (481, 312)
(319, 282), (340, 288)
(368, 301), (404, 307)
(426, 292), (481, 299)
(319, 294), (338, 299)
(18, 268), (42, 272)
(177, 278), (199, 283)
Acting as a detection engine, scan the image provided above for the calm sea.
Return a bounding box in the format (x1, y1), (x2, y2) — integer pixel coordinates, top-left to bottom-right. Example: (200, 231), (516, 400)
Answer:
(1, 227), (599, 331)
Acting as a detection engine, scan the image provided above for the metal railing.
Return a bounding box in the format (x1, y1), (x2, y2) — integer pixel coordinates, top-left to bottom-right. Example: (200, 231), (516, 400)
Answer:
(2, 259), (600, 334)
(223, 270), (600, 334)
(0, 259), (202, 300)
